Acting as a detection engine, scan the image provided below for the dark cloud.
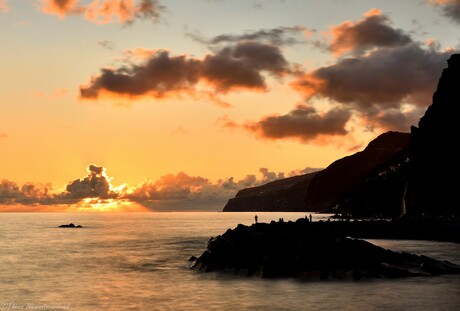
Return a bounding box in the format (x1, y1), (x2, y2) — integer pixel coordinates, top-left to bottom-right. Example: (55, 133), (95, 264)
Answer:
(64, 164), (118, 199)
(202, 41), (290, 92)
(189, 26), (311, 47)
(41, 0), (164, 25)
(80, 41), (290, 99)
(293, 43), (453, 131)
(329, 9), (412, 55)
(288, 9), (457, 133)
(80, 50), (201, 98)
(0, 165), (118, 206)
(244, 105), (351, 142)
(430, 0), (460, 23)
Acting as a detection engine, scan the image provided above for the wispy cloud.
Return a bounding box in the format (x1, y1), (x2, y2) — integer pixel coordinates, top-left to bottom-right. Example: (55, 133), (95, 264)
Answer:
(188, 26), (312, 47)
(0, 0), (9, 13)
(40, 0), (164, 25)
(34, 88), (69, 98)
(429, 0), (460, 23)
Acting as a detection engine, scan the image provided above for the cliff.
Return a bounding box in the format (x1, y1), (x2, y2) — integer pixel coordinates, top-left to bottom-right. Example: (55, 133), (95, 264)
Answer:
(407, 54), (460, 216)
(223, 131), (410, 214)
(304, 131), (410, 214)
(223, 172), (318, 211)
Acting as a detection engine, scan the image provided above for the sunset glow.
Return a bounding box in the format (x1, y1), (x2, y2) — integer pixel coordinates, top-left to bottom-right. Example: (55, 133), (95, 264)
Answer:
(1, 0), (459, 211)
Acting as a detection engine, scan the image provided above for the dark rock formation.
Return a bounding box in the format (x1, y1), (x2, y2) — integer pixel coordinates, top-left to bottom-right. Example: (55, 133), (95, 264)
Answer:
(59, 223), (83, 228)
(223, 131), (410, 215)
(407, 54), (460, 217)
(190, 219), (460, 279)
(304, 131), (410, 214)
(223, 172), (318, 212)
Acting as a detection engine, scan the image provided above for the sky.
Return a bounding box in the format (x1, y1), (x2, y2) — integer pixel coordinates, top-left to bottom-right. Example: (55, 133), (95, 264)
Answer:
(0, 0), (459, 212)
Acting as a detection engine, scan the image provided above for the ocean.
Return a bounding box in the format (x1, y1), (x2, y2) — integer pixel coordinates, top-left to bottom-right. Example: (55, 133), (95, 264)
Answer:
(0, 212), (459, 311)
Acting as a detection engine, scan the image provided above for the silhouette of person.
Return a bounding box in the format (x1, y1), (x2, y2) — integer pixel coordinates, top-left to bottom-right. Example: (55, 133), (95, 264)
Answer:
(309, 214), (312, 222)
(255, 214), (258, 224)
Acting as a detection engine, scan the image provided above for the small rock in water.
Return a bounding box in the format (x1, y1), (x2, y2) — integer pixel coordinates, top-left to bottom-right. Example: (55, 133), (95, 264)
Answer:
(59, 223), (83, 228)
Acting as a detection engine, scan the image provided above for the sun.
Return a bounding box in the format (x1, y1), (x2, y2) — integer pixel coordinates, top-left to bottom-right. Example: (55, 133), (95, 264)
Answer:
(69, 198), (148, 212)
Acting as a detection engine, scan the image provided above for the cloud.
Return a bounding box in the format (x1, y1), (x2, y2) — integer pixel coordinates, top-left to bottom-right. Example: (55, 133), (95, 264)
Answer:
(430, 0), (460, 23)
(290, 10), (455, 133)
(328, 9), (412, 56)
(229, 11), (453, 145)
(124, 168), (306, 211)
(40, 0), (164, 25)
(0, 133), (8, 138)
(244, 105), (351, 143)
(80, 41), (290, 102)
(34, 88), (69, 98)
(0, 179), (56, 205)
(188, 26), (312, 47)
(0, 0), (9, 13)
(98, 40), (116, 51)
(0, 165), (321, 211)
(293, 43), (452, 131)
(64, 164), (119, 199)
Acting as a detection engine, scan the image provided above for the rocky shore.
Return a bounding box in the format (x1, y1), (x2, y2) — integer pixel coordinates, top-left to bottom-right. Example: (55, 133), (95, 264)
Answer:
(190, 218), (460, 279)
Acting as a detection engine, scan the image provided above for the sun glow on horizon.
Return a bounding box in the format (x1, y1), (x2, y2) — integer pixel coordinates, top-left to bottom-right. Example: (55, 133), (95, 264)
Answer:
(71, 198), (148, 212)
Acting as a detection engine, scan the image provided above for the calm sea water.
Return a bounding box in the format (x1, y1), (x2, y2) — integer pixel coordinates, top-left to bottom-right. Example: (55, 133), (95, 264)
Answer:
(0, 212), (459, 311)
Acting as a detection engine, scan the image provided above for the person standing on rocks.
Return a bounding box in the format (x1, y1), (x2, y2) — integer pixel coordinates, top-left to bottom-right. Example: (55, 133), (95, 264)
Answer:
(255, 214), (258, 224)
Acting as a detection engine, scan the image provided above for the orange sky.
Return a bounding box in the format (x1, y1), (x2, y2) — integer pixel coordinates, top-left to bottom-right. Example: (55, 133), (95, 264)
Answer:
(0, 0), (459, 211)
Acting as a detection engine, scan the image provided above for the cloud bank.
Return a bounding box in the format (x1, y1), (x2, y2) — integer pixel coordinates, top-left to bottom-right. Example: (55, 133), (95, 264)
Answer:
(0, 165), (320, 211)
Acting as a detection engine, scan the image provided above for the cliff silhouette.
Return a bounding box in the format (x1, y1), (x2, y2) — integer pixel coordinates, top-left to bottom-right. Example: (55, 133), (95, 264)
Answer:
(224, 54), (460, 218)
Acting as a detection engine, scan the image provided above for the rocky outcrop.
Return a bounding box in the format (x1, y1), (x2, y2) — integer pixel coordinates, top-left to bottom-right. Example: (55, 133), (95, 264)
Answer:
(304, 131), (410, 213)
(223, 172), (318, 212)
(59, 223), (83, 228)
(190, 219), (460, 279)
(407, 54), (460, 217)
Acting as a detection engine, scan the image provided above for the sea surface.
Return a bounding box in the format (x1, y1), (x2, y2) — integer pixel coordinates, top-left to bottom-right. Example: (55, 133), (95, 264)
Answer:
(0, 212), (459, 311)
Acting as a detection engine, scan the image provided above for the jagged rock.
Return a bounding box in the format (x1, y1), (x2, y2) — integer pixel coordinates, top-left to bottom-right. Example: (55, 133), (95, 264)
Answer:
(190, 220), (460, 279)
(407, 54), (460, 217)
